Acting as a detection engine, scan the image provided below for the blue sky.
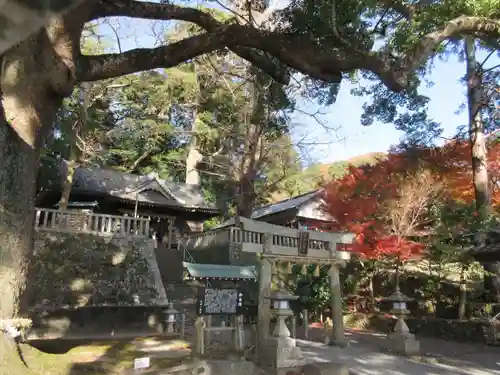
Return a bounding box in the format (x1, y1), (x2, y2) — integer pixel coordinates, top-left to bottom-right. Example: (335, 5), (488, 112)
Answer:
(291, 51), (499, 164)
(98, 9), (499, 166)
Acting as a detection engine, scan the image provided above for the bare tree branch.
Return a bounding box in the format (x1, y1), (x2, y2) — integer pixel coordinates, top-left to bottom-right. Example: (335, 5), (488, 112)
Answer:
(394, 16), (500, 89)
(127, 150), (153, 172)
(103, 19), (123, 53)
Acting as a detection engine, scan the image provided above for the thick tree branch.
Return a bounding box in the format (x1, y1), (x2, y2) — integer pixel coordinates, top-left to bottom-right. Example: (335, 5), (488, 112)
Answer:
(88, 0), (290, 84)
(82, 0), (500, 91)
(77, 31), (227, 81)
(393, 16), (500, 89)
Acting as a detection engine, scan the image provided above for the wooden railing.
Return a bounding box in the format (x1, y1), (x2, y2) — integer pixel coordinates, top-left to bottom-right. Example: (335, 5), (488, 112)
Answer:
(181, 227), (330, 253)
(35, 208), (150, 238)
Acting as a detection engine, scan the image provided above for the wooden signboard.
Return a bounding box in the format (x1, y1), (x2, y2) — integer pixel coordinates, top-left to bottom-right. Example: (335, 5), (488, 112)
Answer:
(297, 230), (310, 256)
(196, 287), (244, 315)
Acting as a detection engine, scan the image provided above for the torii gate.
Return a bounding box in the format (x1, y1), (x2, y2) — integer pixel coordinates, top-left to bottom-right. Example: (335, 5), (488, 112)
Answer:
(254, 229), (354, 352)
(179, 217), (355, 351)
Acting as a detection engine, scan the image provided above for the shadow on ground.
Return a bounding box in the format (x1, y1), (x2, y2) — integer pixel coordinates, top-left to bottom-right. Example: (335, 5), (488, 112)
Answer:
(294, 328), (500, 375)
(0, 336), (190, 375)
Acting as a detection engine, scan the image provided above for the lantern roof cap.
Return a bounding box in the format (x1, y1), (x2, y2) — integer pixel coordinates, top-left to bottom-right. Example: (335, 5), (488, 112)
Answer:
(164, 301), (179, 314)
(267, 281), (298, 301)
(385, 289), (412, 302)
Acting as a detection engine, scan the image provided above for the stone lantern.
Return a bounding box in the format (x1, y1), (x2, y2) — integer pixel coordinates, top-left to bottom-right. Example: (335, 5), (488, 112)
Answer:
(385, 288), (420, 356)
(269, 281), (297, 338)
(261, 281), (304, 369)
(164, 302), (179, 334)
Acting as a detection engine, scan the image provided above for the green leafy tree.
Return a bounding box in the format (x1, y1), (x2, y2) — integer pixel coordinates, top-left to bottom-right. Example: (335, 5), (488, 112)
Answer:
(427, 199), (500, 315)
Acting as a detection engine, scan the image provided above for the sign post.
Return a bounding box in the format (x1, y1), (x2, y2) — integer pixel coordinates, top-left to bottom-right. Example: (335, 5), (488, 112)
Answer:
(133, 357), (150, 373)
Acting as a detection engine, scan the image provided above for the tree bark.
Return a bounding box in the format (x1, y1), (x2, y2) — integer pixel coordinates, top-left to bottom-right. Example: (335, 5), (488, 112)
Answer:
(466, 38), (491, 221)
(185, 63), (202, 187)
(59, 158), (77, 211)
(236, 173), (258, 218)
(59, 83), (92, 210)
(0, 14), (82, 321)
(465, 38), (498, 302)
(235, 72), (264, 218)
(185, 145), (203, 186)
(0, 0), (87, 54)
(0, 62), (57, 320)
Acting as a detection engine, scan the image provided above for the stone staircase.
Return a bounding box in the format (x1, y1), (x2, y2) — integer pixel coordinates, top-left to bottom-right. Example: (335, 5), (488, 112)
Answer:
(154, 243), (199, 327)
(155, 243), (184, 285)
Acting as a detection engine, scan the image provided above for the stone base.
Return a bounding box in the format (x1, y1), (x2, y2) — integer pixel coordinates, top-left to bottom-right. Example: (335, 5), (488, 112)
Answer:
(302, 362), (350, 375)
(272, 362), (350, 375)
(386, 332), (420, 356)
(326, 338), (349, 348)
(259, 336), (305, 369)
(274, 366), (303, 375)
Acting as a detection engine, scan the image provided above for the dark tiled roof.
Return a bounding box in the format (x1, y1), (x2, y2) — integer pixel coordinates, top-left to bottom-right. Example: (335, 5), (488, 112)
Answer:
(60, 162), (217, 212)
(251, 190), (322, 219)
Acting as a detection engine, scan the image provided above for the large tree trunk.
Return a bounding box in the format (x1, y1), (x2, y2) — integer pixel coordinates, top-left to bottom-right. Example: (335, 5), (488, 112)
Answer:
(185, 64), (203, 187)
(185, 111), (202, 186)
(0, 21), (80, 370)
(466, 39), (491, 220)
(59, 158), (78, 211)
(0, 17), (81, 323)
(235, 72), (263, 218)
(236, 173), (258, 218)
(465, 38), (498, 301)
(59, 83), (92, 210)
(185, 147), (203, 186)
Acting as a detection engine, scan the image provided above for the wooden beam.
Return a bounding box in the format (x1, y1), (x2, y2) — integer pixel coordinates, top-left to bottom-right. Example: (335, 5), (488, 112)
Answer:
(261, 254), (347, 266)
(118, 208), (175, 219)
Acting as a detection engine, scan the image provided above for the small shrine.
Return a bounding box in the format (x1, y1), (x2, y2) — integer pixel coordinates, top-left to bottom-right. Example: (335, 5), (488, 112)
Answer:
(182, 262), (257, 316)
(182, 261), (258, 355)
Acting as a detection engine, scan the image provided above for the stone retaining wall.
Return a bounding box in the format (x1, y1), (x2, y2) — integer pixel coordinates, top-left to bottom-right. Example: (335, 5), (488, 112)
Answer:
(29, 232), (169, 337)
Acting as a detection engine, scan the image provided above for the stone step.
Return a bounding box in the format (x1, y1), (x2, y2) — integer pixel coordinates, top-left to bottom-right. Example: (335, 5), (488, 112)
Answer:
(155, 246), (184, 285)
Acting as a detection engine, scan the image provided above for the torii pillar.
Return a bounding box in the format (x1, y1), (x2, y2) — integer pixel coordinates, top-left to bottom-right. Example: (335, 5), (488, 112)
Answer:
(256, 232), (273, 364)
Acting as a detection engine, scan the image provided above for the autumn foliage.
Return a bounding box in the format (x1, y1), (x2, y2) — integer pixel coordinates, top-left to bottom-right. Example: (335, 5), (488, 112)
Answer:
(322, 139), (500, 261)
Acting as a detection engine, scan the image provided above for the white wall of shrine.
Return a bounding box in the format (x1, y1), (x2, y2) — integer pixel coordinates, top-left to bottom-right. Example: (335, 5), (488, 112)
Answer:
(297, 196), (334, 222)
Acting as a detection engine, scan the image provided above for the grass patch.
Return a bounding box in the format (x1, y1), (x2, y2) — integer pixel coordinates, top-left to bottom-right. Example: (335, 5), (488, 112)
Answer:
(0, 336), (191, 375)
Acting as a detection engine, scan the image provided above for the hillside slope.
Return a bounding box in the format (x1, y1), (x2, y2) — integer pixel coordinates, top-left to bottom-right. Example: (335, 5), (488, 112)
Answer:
(270, 152), (385, 202)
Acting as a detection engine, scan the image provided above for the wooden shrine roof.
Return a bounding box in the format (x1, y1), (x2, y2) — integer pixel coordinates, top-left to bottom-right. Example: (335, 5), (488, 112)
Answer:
(54, 160), (218, 214)
(182, 262), (257, 280)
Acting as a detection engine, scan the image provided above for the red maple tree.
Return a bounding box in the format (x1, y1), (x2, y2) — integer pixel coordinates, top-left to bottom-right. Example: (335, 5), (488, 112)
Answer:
(321, 140), (500, 261)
